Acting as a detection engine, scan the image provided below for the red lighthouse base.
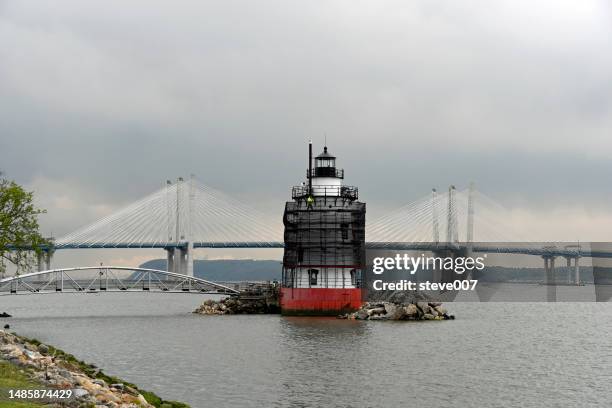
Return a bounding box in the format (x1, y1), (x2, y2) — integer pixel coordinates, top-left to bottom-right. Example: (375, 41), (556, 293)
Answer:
(280, 288), (363, 316)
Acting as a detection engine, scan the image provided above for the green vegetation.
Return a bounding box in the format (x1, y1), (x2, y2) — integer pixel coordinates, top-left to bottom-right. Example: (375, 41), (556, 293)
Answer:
(0, 173), (49, 276)
(0, 361), (44, 407)
(0, 402), (43, 408)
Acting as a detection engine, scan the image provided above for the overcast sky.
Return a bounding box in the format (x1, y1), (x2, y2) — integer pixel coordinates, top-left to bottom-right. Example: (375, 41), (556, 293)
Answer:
(1, 1), (611, 266)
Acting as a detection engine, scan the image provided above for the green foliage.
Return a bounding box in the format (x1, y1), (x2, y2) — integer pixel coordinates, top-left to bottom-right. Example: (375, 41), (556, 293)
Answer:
(0, 401), (43, 408)
(140, 390), (162, 406)
(0, 362), (45, 407)
(0, 174), (48, 276)
(0, 361), (38, 389)
(159, 401), (191, 408)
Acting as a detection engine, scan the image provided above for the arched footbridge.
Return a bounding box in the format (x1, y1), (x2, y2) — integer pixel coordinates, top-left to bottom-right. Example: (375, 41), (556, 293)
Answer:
(0, 267), (240, 296)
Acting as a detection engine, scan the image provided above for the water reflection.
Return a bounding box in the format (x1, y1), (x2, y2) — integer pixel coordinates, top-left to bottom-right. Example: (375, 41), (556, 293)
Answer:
(276, 317), (371, 407)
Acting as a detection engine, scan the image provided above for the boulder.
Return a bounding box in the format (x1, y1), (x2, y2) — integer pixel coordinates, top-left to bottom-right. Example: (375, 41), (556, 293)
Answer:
(417, 302), (431, 314)
(383, 303), (397, 315)
(367, 307), (386, 316)
(23, 349), (40, 360)
(24, 343), (38, 351)
(73, 388), (90, 399)
(384, 303), (406, 319)
(58, 369), (72, 378)
(137, 393), (151, 406)
(95, 390), (121, 404)
(435, 306), (448, 315)
(404, 304), (418, 316)
(354, 310), (369, 320)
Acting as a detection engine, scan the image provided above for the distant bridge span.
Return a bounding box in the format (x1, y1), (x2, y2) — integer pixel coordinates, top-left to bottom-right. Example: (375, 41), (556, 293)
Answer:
(48, 242), (612, 258)
(365, 242), (612, 258)
(52, 242), (285, 249)
(0, 266), (240, 296)
(8, 179), (612, 282)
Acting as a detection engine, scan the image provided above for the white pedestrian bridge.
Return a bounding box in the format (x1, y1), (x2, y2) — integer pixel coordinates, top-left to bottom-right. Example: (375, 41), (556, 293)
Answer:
(0, 266), (240, 296)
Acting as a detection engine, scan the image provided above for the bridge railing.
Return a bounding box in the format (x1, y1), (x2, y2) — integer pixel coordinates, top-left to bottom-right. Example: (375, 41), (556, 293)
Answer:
(0, 267), (239, 296)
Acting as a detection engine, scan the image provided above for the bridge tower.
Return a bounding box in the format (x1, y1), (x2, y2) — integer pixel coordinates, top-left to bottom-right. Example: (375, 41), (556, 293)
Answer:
(281, 141), (365, 315)
(467, 182), (475, 245)
(164, 177), (194, 277)
(563, 244), (581, 285)
(446, 185), (457, 243)
(542, 253), (557, 302)
(431, 189), (439, 244)
(36, 238), (54, 272)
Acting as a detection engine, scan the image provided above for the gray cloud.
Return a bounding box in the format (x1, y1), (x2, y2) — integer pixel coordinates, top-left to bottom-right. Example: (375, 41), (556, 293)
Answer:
(1, 0), (612, 266)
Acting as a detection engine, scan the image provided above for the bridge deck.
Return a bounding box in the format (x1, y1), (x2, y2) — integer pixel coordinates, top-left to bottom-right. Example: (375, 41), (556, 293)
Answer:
(0, 267), (239, 296)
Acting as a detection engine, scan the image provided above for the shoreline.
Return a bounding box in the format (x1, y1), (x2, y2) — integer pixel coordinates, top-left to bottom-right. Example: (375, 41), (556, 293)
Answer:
(0, 329), (189, 408)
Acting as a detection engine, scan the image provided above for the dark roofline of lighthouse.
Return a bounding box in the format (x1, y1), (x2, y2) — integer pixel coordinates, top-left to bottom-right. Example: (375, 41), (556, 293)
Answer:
(316, 146), (335, 160)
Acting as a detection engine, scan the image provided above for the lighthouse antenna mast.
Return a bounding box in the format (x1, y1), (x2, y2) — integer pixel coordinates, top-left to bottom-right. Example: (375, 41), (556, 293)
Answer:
(308, 140), (313, 195)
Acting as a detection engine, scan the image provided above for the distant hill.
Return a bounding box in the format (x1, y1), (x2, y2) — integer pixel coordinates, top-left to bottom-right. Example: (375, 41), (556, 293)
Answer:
(139, 259), (282, 281)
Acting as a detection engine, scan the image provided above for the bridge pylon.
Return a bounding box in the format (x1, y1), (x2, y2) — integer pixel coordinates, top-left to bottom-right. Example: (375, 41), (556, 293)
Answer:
(431, 189), (439, 244)
(542, 253), (557, 302)
(164, 177), (194, 277)
(166, 248), (174, 273)
(446, 185), (457, 243)
(467, 182), (475, 245)
(36, 248), (53, 272)
(563, 244), (581, 285)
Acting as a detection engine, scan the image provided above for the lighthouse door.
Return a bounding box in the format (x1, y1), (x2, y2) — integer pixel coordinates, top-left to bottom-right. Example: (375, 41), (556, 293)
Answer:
(308, 269), (319, 286)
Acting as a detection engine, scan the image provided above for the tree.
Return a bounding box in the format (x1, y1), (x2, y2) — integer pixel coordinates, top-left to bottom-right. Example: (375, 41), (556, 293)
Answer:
(0, 173), (48, 276)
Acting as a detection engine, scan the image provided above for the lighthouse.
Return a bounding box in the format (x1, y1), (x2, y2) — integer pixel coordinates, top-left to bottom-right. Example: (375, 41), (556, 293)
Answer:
(280, 142), (366, 315)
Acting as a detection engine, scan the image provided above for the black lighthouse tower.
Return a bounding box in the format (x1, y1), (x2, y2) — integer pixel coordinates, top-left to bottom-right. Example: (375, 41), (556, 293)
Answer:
(280, 142), (366, 315)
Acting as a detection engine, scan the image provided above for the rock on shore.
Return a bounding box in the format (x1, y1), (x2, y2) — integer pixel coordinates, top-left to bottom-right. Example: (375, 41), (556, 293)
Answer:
(0, 329), (188, 407)
(339, 301), (455, 321)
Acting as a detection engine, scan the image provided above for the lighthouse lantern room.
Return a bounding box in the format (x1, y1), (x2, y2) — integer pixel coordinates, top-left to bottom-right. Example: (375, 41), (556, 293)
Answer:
(280, 142), (366, 315)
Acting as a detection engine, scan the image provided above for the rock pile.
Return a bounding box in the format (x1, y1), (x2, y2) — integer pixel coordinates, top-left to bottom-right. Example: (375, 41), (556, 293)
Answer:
(194, 284), (280, 315)
(339, 301), (455, 321)
(0, 330), (187, 407)
(194, 296), (276, 315)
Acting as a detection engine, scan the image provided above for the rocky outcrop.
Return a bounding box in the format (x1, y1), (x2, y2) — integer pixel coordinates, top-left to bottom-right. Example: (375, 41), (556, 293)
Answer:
(0, 330), (189, 407)
(339, 301), (455, 321)
(194, 296), (278, 315)
(194, 284), (280, 315)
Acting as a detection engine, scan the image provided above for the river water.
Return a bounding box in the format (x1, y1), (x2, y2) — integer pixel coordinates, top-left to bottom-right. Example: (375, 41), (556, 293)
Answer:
(1, 292), (611, 407)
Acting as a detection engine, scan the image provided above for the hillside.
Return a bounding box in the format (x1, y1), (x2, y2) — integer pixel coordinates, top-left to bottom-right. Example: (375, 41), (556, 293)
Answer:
(139, 259), (282, 281)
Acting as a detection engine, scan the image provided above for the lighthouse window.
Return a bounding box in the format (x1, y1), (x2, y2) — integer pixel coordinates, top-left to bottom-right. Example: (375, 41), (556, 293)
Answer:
(308, 269), (319, 286)
(316, 157), (335, 168)
(341, 223), (349, 240)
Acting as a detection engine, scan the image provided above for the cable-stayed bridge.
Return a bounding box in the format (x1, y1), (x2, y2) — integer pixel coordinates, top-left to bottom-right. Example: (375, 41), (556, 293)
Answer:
(56, 178), (282, 248)
(48, 180), (535, 251)
(51, 178), (283, 276)
(6, 177), (612, 296)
